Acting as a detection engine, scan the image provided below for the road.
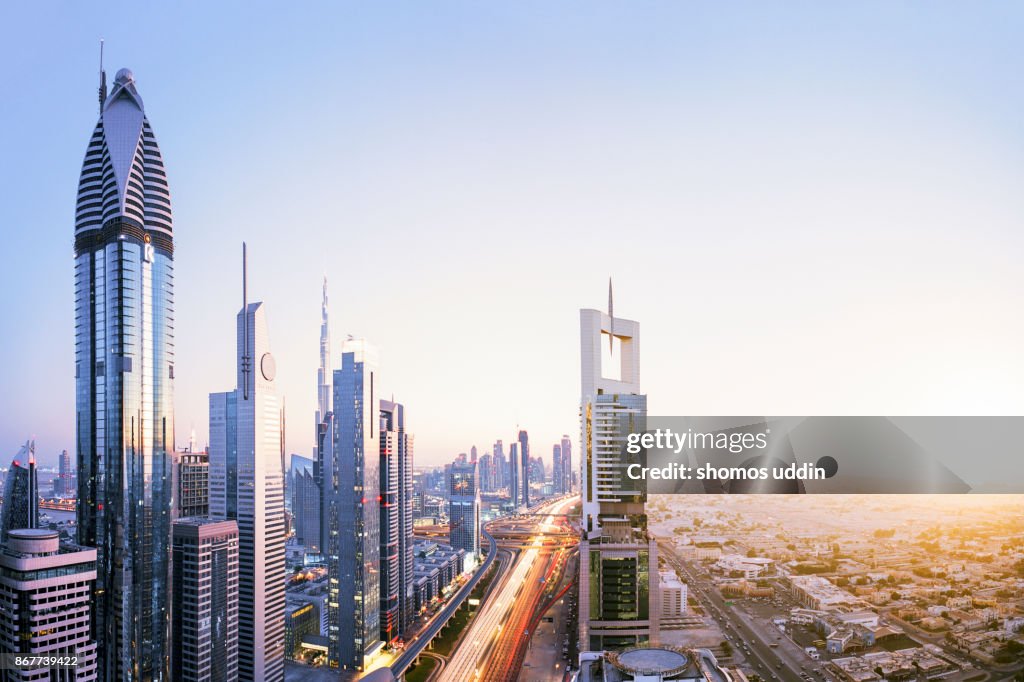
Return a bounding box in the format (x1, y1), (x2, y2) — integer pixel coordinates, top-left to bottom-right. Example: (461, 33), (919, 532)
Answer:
(660, 542), (813, 682)
(437, 496), (578, 682)
(390, 527), (499, 675)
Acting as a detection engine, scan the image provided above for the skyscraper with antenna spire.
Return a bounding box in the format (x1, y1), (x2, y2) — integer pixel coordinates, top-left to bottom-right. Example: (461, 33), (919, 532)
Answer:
(209, 245), (286, 682)
(74, 61), (174, 680)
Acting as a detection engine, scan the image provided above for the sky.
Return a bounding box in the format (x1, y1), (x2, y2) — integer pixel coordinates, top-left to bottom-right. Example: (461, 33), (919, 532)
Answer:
(2, 2), (1023, 468)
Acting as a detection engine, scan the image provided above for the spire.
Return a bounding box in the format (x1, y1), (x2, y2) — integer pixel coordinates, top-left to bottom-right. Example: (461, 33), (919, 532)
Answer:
(98, 39), (107, 112)
(607, 277), (615, 353)
(242, 242), (250, 400)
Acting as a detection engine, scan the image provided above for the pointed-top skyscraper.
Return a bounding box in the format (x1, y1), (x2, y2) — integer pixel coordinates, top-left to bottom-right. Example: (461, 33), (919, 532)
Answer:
(316, 276), (331, 431)
(75, 64), (174, 681)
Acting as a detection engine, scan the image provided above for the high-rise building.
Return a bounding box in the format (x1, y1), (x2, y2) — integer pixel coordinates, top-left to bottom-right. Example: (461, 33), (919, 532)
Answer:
(552, 443), (563, 494)
(290, 455), (320, 551)
(315, 277), (331, 431)
(508, 443), (520, 510)
(448, 459), (480, 561)
(74, 66), (174, 681)
(560, 435), (573, 494)
(208, 250), (286, 682)
(0, 529), (99, 681)
(477, 452), (494, 493)
(174, 450), (209, 518)
(324, 339), (382, 670)
(518, 430), (530, 508)
(1, 442), (38, 541)
(578, 287), (658, 651)
(379, 399), (414, 645)
(171, 518), (240, 682)
(56, 448), (74, 497)
(492, 440), (506, 490)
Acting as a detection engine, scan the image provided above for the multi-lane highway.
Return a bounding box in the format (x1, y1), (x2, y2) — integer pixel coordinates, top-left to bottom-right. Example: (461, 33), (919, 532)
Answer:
(389, 527), (498, 676)
(437, 496), (578, 682)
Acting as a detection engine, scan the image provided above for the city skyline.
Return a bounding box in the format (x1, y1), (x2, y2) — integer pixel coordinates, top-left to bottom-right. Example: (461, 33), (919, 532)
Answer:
(4, 3), (1024, 468)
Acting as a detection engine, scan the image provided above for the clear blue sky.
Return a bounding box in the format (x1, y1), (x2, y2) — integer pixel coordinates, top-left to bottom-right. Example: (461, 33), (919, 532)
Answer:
(2, 2), (1023, 467)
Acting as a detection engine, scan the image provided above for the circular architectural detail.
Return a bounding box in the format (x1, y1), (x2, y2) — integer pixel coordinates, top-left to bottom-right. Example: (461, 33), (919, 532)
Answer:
(260, 352), (276, 381)
(114, 68), (135, 85)
(609, 646), (690, 676)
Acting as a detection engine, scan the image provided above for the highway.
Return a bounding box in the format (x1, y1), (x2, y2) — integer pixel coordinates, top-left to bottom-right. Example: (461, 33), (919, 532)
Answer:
(437, 496), (578, 682)
(390, 527), (499, 676)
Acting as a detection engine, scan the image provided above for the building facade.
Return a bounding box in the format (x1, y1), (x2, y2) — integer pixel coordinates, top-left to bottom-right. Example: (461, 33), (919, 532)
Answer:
(74, 67), (174, 681)
(171, 518), (239, 682)
(208, 282), (286, 682)
(578, 297), (659, 651)
(0, 529), (99, 681)
(324, 339), (382, 670)
(508, 443), (520, 511)
(560, 435), (573, 493)
(174, 450), (209, 518)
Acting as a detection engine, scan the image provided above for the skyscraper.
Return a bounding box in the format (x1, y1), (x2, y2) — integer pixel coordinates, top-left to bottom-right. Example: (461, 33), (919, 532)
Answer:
(172, 518), (240, 682)
(56, 448), (74, 497)
(552, 443), (563, 494)
(290, 455), (320, 551)
(478, 452), (494, 493)
(315, 277), (331, 442)
(578, 289), (658, 651)
(448, 459), (480, 562)
(208, 249), (286, 682)
(560, 435), (573, 493)
(379, 399), (414, 645)
(518, 429), (530, 508)
(1, 441), (38, 541)
(493, 440), (506, 490)
(508, 443), (520, 510)
(325, 339), (382, 670)
(0, 530), (98, 680)
(74, 65), (174, 681)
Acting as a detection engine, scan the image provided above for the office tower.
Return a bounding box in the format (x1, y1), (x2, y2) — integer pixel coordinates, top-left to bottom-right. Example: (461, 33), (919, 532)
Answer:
(518, 430), (530, 508)
(508, 443), (520, 510)
(174, 450), (209, 518)
(208, 249), (286, 682)
(379, 399), (414, 644)
(493, 440), (505, 490)
(561, 435), (573, 493)
(578, 289), (658, 651)
(290, 455), (319, 551)
(531, 456), (545, 485)
(469, 445), (477, 462)
(477, 452), (493, 493)
(448, 459), (480, 561)
(315, 278), (331, 430)
(56, 448), (73, 497)
(171, 518), (239, 682)
(552, 444), (563, 494)
(1, 441), (38, 541)
(324, 339), (382, 670)
(74, 66), (174, 681)
(0, 529), (99, 680)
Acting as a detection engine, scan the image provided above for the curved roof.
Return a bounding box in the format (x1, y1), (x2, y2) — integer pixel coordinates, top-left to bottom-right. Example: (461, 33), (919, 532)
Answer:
(75, 67), (173, 243)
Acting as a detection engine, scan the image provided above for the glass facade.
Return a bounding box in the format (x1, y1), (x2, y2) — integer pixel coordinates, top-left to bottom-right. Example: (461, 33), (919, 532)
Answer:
(75, 70), (174, 681)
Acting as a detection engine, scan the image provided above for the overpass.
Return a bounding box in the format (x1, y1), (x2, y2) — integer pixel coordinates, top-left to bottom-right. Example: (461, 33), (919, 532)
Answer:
(389, 526), (498, 677)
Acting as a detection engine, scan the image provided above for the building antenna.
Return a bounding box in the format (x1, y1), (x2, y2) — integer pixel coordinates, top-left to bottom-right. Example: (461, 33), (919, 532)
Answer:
(242, 242), (250, 400)
(98, 38), (107, 112)
(607, 277), (615, 353)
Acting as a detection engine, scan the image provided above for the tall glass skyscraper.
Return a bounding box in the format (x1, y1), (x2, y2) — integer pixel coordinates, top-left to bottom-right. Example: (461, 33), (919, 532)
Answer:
(324, 339), (382, 670)
(1, 441), (38, 541)
(518, 430), (530, 508)
(74, 67), (174, 681)
(379, 399), (414, 645)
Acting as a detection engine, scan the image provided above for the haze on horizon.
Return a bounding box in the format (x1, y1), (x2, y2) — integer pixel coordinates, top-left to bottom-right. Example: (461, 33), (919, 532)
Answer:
(2, 2), (1023, 468)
